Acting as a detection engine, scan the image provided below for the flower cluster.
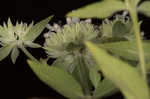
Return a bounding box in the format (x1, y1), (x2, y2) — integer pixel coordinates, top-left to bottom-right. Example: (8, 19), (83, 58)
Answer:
(99, 15), (137, 42)
(44, 15), (142, 59)
(44, 18), (99, 58)
(0, 16), (52, 63)
(0, 19), (34, 46)
(43, 15), (143, 73)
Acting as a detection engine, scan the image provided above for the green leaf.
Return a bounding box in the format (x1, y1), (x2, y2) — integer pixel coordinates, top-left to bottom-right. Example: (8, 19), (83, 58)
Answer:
(72, 54), (92, 95)
(28, 60), (84, 99)
(0, 44), (14, 61)
(67, 0), (126, 18)
(138, 1), (150, 17)
(24, 16), (53, 41)
(89, 67), (101, 88)
(11, 47), (19, 64)
(112, 20), (129, 37)
(85, 41), (149, 99)
(100, 21), (113, 38)
(98, 41), (150, 61)
(93, 78), (118, 98)
(52, 55), (75, 73)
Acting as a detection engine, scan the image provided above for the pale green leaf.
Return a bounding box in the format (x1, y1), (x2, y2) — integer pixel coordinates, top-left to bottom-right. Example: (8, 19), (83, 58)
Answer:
(28, 60), (84, 99)
(24, 16), (53, 41)
(89, 67), (101, 88)
(72, 54), (92, 95)
(85, 41), (149, 99)
(93, 78), (118, 98)
(100, 21), (113, 38)
(0, 44), (14, 61)
(67, 0), (126, 18)
(52, 55), (75, 73)
(98, 41), (150, 61)
(11, 47), (19, 64)
(138, 1), (150, 17)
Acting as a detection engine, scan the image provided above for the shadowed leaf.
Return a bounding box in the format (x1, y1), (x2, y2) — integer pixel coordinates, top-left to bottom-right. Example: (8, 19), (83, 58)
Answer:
(28, 60), (84, 99)
(89, 67), (101, 88)
(85, 41), (149, 99)
(93, 78), (118, 98)
(67, 0), (126, 18)
(98, 41), (150, 61)
(138, 1), (150, 17)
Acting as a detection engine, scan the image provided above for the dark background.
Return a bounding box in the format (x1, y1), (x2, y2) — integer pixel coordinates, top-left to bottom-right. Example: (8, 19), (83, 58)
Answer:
(0, 0), (150, 99)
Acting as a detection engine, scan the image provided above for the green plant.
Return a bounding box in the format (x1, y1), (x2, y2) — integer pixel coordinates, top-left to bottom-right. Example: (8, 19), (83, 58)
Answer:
(0, 0), (150, 99)
(0, 16), (52, 63)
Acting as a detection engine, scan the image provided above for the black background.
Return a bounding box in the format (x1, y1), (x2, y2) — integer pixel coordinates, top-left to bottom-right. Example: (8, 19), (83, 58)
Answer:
(0, 0), (150, 99)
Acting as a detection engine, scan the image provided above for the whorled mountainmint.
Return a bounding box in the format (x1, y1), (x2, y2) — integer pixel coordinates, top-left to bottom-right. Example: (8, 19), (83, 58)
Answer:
(44, 21), (99, 58)
(0, 16), (52, 63)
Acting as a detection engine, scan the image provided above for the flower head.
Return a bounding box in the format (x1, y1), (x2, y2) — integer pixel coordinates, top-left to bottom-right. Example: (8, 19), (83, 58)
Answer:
(44, 21), (99, 58)
(99, 15), (137, 43)
(0, 16), (52, 63)
(0, 19), (33, 45)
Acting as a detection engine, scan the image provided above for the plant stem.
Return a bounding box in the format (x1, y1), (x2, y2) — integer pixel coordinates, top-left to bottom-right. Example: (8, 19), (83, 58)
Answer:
(125, 0), (147, 82)
(21, 46), (39, 63)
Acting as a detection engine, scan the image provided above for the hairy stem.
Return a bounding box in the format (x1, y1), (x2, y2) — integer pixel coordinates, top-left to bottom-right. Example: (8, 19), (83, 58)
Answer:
(125, 0), (147, 82)
(21, 46), (39, 63)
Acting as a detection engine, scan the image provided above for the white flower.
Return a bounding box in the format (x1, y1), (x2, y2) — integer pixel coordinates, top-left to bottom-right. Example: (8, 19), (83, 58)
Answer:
(44, 22), (98, 58)
(0, 16), (52, 63)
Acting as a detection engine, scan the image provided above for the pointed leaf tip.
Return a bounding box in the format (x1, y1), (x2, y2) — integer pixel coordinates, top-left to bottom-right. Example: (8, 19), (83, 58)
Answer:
(24, 15), (53, 41)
